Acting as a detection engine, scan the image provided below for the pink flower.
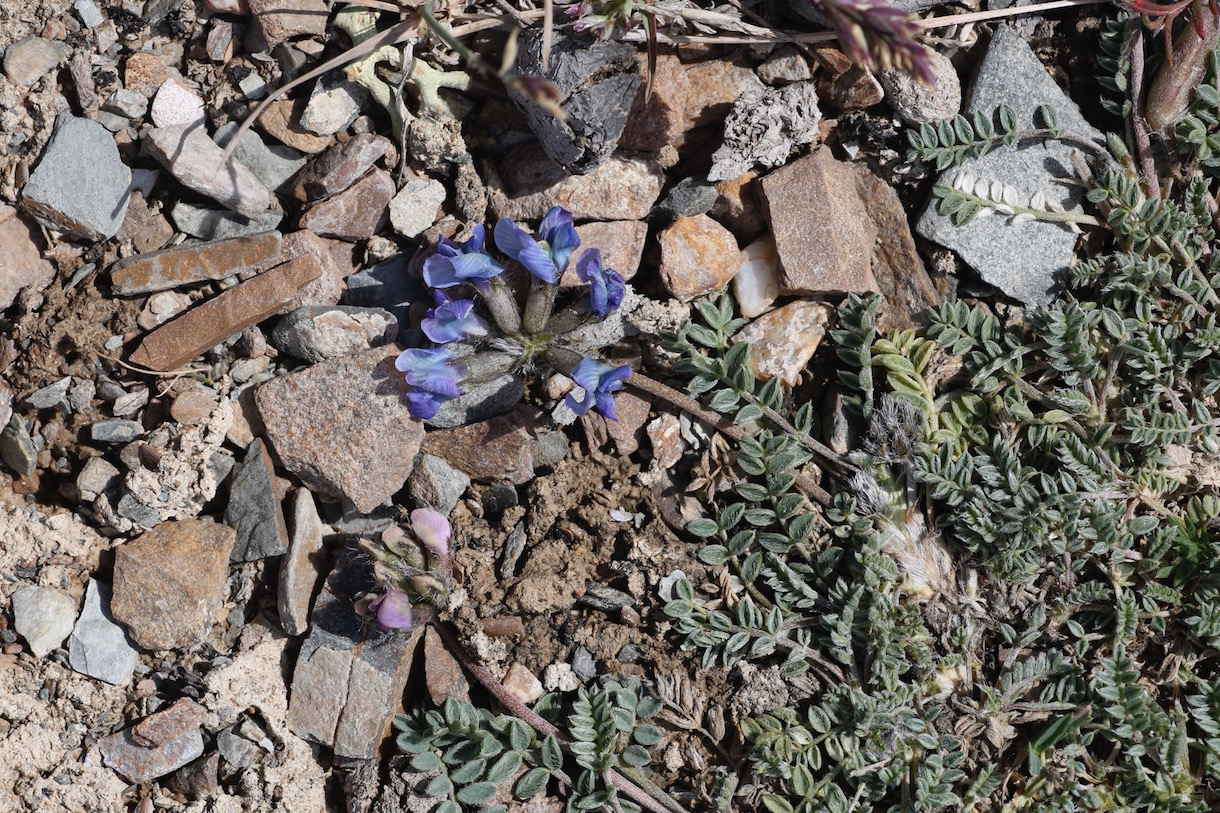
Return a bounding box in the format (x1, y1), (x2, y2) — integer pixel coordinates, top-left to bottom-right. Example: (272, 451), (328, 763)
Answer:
(368, 590), (414, 631)
(411, 508), (451, 559)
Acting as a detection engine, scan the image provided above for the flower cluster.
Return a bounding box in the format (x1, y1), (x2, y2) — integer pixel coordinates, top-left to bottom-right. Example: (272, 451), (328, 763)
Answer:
(395, 205), (630, 421)
(357, 508), (452, 631)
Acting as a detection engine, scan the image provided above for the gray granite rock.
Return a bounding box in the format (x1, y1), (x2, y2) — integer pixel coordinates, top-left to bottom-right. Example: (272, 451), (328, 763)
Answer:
(341, 253), (424, 324)
(655, 177), (719, 219)
(879, 48), (961, 125)
(225, 438), (290, 562)
(22, 376), (70, 409)
(1, 415), (37, 476)
(271, 305), (398, 363)
(68, 579), (140, 685)
(286, 549), (420, 759)
(92, 419), (144, 444)
(12, 585), (77, 658)
(915, 25), (1104, 305)
(426, 373), (525, 430)
(406, 453), (470, 516)
(170, 201), (285, 241)
(20, 113), (131, 240)
(77, 456), (121, 500)
(4, 37), (68, 86)
(278, 487), (327, 637)
(216, 728), (258, 769)
(299, 71), (368, 137)
(214, 122), (309, 195)
(510, 29), (640, 174)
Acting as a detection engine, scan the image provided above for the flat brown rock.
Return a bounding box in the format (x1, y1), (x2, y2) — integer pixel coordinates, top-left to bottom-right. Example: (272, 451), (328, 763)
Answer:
(129, 253), (322, 371)
(98, 698), (206, 783)
(621, 53), (689, 151)
(297, 168), (394, 240)
(0, 204), (55, 311)
(760, 148), (879, 295)
(290, 134), (392, 202)
(109, 231), (282, 295)
(562, 220), (648, 287)
(852, 165), (942, 331)
(490, 147), (664, 221)
(111, 520), (236, 651)
(420, 406), (563, 485)
(254, 345), (425, 512)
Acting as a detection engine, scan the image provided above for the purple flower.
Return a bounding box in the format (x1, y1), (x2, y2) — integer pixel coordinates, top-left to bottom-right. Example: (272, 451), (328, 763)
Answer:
(422, 291), (488, 344)
(423, 225), (506, 289)
(575, 249), (625, 318)
(565, 358), (632, 420)
(493, 206), (580, 285)
(410, 508), (451, 559)
(368, 590), (413, 631)
(396, 347), (465, 420)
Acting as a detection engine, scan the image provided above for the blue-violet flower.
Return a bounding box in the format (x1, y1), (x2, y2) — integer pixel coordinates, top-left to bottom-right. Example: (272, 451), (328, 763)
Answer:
(368, 589), (413, 631)
(423, 225), (506, 289)
(575, 249), (625, 318)
(565, 358), (632, 420)
(493, 206), (580, 284)
(396, 347), (465, 420)
(421, 291), (488, 344)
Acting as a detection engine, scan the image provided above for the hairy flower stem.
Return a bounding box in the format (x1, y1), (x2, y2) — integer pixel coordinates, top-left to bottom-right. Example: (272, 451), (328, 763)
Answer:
(1145, 0), (1220, 133)
(523, 280), (558, 334)
(481, 278), (522, 335)
(433, 622), (685, 813)
(1128, 23), (1161, 196)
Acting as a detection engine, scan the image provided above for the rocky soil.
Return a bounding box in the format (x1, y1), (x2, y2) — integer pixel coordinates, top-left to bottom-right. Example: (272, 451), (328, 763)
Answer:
(0, 0), (1111, 809)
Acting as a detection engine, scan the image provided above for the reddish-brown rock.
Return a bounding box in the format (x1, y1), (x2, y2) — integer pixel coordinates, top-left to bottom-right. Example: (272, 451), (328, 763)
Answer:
(711, 171), (767, 243)
(490, 147), (664, 222)
(658, 214), (740, 302)
(852, 165), (942, 331)
(123, 52), (168, 97)
(111, 520), (236, 651)
(259, 98), (334, 154)
(117, 192), (175, 254)
(759, 148), (879, 295)
(423, 626), (469, 705)
(298, 169), (394, 240)
(255, 229), (359, 314)
(290, 134), (392, 202)
(562, 220), (648, 287)
(98, 698), (206, 783)
(683, 57), (764, 130)
(817, 65), (884, 112)
(420, 406), (566, 485)
(128, 253), (322, 371)
(620, 53), (689, 151)
(732, 299), (834, 385)
(109, 231), (282, 295)
(0, 204), (55, 310)
(255, 345), (425, 512)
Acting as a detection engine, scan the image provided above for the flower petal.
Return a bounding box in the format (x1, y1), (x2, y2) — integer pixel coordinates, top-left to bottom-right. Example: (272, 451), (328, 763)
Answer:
(423, 251), (504, 289)
(539, 206), (580, 275)
(369, 590), (413, 631)
(494, 218), (558, 284)
(411, 508), (451, 559)
(406, 389), (444, 419)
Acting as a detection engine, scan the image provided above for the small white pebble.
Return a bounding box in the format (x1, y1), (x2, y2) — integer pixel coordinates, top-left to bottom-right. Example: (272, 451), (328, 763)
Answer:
(150, 78), (206, 129)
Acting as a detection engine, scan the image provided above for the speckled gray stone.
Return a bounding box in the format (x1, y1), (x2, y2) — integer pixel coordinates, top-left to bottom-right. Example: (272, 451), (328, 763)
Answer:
(271, 305), (398, 363)
(915, 25), (1104, 305)
(406, 453), (470, 516)
(68, 579), (140, 685)
(1, 415), (37, 476)
(20, 113), (131, 240)
(12, 585), (77, 658)
(426, 373), (525, 430)
(4, 37), (68, 86)
(91, 419), (144, 444)
(225, 438), (289, 562)
(214, 122), (309, 194)
(170, 201), (285, 241)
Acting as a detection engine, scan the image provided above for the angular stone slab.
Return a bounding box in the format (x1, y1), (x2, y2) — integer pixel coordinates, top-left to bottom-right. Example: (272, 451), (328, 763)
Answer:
(226, 438), (290, 562)
(129, 253), (321, 371)
(255, 345), (425, 512)
(286, 549), (422, 759)
(98, 698), (206, 783)
(109, 231), (282, 295)
(915, 25), (1104, 305)
(111, 519), (236, 650)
